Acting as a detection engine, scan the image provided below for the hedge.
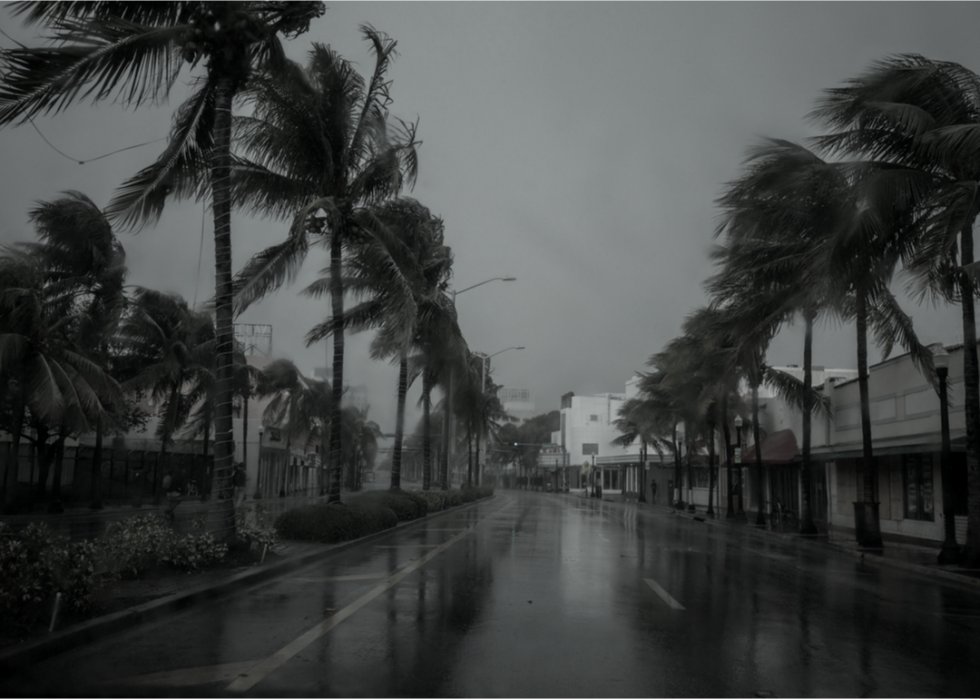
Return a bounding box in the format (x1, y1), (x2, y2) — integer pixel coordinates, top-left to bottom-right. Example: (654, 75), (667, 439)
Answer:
(275, 486), (495, 543)
(348, 489), (428, 521)
(274, 502), (397, 544)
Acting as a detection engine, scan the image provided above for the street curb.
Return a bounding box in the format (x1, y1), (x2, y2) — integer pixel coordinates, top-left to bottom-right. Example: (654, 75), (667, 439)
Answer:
(661, 503), (980, 592)
(0, 494), (496, 671)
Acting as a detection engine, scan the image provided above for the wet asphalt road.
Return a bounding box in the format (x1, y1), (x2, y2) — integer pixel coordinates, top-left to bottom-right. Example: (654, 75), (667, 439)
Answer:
(14, 491), (980, 697)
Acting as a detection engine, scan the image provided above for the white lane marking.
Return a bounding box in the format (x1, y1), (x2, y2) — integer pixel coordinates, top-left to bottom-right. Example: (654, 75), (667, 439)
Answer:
(225, 498), (514, 693)
(374, 544), (441, 548)
(104, 660), (257, 687)
(293, 573), (389, 583)
(644, 578), (686, 610)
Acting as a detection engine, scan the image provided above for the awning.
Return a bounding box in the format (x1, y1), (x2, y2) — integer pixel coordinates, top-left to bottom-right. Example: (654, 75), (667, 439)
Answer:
(741, 429), (800, 464)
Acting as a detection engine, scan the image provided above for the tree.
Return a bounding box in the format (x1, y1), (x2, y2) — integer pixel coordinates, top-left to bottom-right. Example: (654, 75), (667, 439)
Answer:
(231, 32), (419, 503)
(313, 198), (452, 492)
(812, 54), (980, 562)
(118, 288), (214, 501)
(0, 0), (324, 536)
(257, 358), (331, 496)
(21, 191), (128, 510)
(0, 246), (119, 512)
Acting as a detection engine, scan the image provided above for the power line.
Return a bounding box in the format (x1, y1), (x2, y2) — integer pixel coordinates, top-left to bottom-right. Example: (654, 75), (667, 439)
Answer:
(25, 115), (166, 165)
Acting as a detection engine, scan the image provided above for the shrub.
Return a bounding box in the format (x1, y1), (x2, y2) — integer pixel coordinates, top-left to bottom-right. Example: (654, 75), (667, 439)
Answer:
(275, 502), (397, 544)
(349, 490), (427, 522)
(410, 489), (446, 514)
(0, 522), (98, 631)
(443, 489), (464, 507)
(98, 514), (227, 579)
(234, 503), (278, 552)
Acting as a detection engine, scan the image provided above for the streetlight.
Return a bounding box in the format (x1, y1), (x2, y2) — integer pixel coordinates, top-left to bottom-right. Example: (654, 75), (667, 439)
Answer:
(734, 416), (745, 518)
(474, 346), (524, 486)
(479, 346), (525, 388)
(933, 344), (960, 565)
(448, 276), (517, 478)
(255, 428), (264, 500)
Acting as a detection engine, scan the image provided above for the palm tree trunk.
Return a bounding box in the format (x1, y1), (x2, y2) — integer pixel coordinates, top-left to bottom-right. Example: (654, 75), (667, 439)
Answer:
(722, 392), (734, 518)
(328, 226), (345, 504)
(959, 219), (980, 566)
(799, 306), (818, 535)
(47, 431), (67, 514)
(3, 395), (26, 513)
(752, 379), (766, 526)
(672, 425), (682, 508)
(422, 371), (432, 490)
(467, 425), (473, 488)
(638, 440), (647, 503)
(89, 416), (104, 510)
(210, 74), (237, 538)
(855, 286), (883, 547)
(685, 422), (695, 511)
(475, 424), (481, 488)
(441, 373), (452, 489)
(240, 394), (247, 500)
(390, 355), (408, 491)
(706, 411), (716, 517)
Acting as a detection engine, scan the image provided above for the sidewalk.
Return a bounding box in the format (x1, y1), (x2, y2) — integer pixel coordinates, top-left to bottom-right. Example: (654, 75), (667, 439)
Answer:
(0, 490), (484, 673)
(576, 488), (980, 590)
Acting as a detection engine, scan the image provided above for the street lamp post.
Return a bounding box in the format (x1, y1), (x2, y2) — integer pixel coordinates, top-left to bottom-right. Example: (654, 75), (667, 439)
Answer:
(254, 428), (264, 500)
(475, 345), (524, 486)
(735, 416), (744, 518)
(726, 419), (735, 519)
(448, 276), (516, 482)
(933, 345), (960, 565)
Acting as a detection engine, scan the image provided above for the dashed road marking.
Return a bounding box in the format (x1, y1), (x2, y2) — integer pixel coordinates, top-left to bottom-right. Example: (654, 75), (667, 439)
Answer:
(644, 578), (686, 610)
(293, 573), (390, 583)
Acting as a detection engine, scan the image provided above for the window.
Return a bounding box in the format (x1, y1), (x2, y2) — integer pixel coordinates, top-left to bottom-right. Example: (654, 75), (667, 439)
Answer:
(590, 415), (599, 422)
(582, 443), (598, 456)
(903, 453), (934, 521)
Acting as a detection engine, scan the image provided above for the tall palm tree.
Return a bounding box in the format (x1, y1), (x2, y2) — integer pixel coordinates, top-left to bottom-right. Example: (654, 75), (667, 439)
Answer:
(257, 358), (331, 497)
(310, 198), (452, 493)
(812, 54), (980, 562)
(19, 192), (128, 510)
(231, 33), (419, 503)
(0, 246), (119, 512)
(0, 0), (323, 535)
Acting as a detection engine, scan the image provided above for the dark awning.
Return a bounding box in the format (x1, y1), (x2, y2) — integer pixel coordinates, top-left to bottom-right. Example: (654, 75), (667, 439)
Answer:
(741, 428), (800, 464)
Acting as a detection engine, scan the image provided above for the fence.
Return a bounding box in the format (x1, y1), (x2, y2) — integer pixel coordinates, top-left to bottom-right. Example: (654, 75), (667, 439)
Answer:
(1, 441), (215, 510)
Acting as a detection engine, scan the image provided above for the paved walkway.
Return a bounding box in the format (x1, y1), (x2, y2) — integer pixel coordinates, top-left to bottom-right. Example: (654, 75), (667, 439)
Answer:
(573, 488), (980, 587)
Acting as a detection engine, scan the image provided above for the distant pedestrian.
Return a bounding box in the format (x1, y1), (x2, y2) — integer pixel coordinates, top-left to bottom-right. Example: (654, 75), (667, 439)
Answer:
(233, 463), (247, 508)
(651, 480), (658, 504)
(163, 470), (183, 520)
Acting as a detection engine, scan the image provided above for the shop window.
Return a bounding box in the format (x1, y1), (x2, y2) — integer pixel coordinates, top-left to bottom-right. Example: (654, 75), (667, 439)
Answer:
(903, 453), (934, 521)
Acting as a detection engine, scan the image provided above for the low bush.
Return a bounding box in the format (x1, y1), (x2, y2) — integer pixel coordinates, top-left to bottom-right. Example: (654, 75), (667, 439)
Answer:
(349, 490), (427, 522)
(410, 489), (446, 514)
(274, 502), (397, 543)
(235, 503), (278, 552)
(98, 514), (227, 579)
(444, 489), (464, 507)
(0, 522), (98, 632)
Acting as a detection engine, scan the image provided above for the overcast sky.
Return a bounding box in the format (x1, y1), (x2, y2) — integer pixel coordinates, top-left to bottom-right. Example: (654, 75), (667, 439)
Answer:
(1, 2), (976, 434)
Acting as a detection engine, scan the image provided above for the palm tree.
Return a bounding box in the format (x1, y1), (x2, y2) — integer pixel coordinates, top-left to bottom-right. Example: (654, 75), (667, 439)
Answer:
(18, 192), (128, 510)
(812, 54), (980, 562)
(309, 198), (452, 493)
(0, 246), (119, 512)
(0, 0), (324, 535)
(231, 33), (419, 504)
(118, 289), (214, 501)
(257, 358), (331, 497)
